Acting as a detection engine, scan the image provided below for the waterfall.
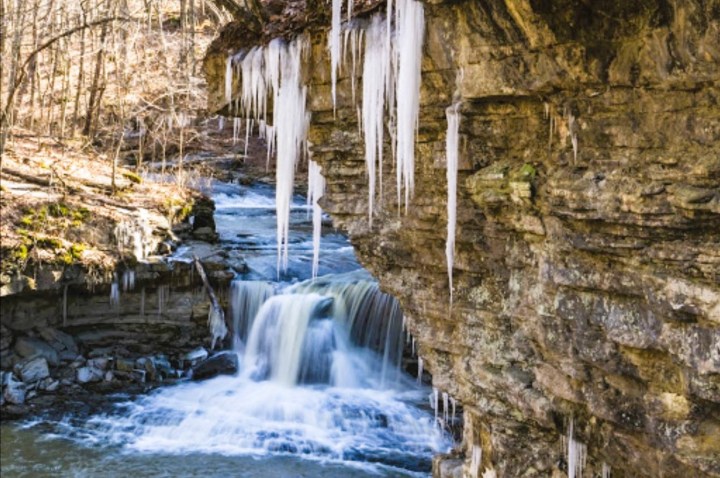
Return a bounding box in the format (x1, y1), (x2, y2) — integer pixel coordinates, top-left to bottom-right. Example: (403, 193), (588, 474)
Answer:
(244, 293), (334, 386)
(395, 0), (424, 212)
(229, 280), (275, 349)
(445, 102), (461, 302)
(307, 160), (325, 278)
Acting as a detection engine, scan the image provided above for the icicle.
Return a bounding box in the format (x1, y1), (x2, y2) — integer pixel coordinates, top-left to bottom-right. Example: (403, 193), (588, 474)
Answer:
(481, 469), (497, 478)
(233, 117), (240, 144)
(140, 287), (146, 316)
(565, 105), (578, 164)
(347, 0), (353, 22)
(470, 444), (482, 478)
(308, 160), (326, 278)
(62, 285), (68, 327)
(361, 15), (390, 226)
(395, 0), (424, 212)
(218, 116), (225, 130)
(445, 101), (460, 303)
(567, 419), (587, 478)
(329, 0), (342, 114)
(432, 387), (439, 422)
(450, 396), (457, 422)
(244, 118), (251, 158)
(411, 336), (416, 356)
(273, 38), (309, 275)
(417, 356), (423, 384)
(442, 391), (449, 423)
(122, 270), (135, 292)
(110, 281), (120, 307)
(208, 306), (228, 350)
(224, 55), (233, 104)
(602, 463), (611, 478)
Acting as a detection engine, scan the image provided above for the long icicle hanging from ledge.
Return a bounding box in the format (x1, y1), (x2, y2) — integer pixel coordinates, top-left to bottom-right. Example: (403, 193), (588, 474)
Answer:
(357, 0), (424, 223)
(225, 37), (310, 277)
(395, 0), (424, 212)
(329, 0), (342, 114)
(361, 14), (390, 226)
(445, 101), (461, 304)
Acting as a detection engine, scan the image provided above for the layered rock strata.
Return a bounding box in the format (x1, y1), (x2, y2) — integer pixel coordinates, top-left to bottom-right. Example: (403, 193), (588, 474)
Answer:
(207, 0), (720, 476)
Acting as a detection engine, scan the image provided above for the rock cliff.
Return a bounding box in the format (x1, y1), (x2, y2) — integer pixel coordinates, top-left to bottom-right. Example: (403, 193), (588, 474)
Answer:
(205, 1), (720, 476)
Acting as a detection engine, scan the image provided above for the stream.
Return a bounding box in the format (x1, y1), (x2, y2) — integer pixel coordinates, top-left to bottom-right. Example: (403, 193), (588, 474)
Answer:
(1, 180), (451, 477)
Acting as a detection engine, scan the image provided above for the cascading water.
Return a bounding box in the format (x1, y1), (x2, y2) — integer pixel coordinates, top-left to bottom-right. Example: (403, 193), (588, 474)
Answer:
(11, 183), (451, 477)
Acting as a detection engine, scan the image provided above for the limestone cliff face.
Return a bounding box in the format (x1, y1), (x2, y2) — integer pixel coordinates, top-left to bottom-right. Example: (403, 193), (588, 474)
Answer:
(206, 1), (720, 476)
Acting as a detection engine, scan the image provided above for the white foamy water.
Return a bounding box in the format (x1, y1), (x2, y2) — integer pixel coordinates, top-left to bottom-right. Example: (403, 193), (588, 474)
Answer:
(79, 271), (449, 475)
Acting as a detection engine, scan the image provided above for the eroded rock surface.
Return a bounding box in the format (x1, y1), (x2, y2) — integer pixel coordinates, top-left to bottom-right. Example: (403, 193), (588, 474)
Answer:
(207, 1), (719, 476)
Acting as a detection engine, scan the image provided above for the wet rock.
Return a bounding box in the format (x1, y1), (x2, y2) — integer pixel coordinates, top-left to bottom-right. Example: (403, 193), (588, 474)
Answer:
(76, 366), (104, 383)
(183, 347), (208, 367)
(191, 351), (239, 381)
(3, 378), (26, 405)
(39, 377), (60, 392)
(0, 324), (13, 350)
(15, 356), (50, 383)
(192, 227), (219, 242)
(14, 336), (59, 366)
(37, 327), (78, 355)
(115, 358), (135, 372)
(87, 358), (109, 371)
(69, 357), (86, 368)
(152, 355), (173, 378)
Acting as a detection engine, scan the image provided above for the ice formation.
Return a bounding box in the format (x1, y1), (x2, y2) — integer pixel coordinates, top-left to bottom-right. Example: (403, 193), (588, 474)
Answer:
(394, 0), (424, 212)
(308, 160), (326, 278)
(602, 462), (611, 478)
(445, 102), (461, 302)
(225, 37), (310, 275)
(329, 0), (342, 113)
(361, 15), (391, 225)
(470, 444), (482, 478)
(567, 419), (587, 478)
(417, 356), (423, 384)
(357, 0), (424, 218)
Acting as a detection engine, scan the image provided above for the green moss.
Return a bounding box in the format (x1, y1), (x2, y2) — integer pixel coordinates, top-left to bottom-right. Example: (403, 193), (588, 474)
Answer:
(36, 237), (63, 249)
(519, 163), (537, 179)
(69, 243), (86, 259)
(122, 171), (143, 184)
(13, 244), (29, 262)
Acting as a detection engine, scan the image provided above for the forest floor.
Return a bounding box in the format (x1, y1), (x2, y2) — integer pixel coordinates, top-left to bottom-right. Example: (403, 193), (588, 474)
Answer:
(0, 130), (198, 293)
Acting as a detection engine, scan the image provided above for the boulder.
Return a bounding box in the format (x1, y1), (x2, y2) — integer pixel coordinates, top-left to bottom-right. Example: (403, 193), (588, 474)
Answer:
(191, 351), (239, 381)
(37, 327), (78, 355)
(115, 358), (135, 372)
(14, 336), (59, 366)
(3, 378), (27, 405)
(0, 325), (13, 350)
(39, 377), (60, 392)
(76, 366), (104, 383)
(16, 356), (50, 383)
(87, 358), (109, 371)
(183, 347), (208, 367)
